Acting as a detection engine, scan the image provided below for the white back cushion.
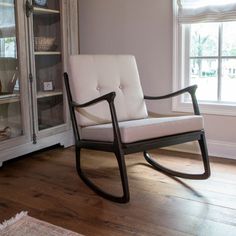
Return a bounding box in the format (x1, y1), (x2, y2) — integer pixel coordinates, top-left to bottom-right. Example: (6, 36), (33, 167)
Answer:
(69, 55), (148, 127)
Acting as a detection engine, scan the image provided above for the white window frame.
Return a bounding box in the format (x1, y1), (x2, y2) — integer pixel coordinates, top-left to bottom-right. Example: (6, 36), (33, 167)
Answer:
(172, 0), (236, 116)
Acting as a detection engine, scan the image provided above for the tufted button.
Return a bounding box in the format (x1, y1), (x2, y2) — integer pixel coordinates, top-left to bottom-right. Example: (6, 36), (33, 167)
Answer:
(119, 85), (123, 89)
(96, 86), (100, 91)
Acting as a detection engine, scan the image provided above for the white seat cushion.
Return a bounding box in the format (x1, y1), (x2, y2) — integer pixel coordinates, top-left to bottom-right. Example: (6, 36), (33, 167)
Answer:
(81, 115), (204, 143)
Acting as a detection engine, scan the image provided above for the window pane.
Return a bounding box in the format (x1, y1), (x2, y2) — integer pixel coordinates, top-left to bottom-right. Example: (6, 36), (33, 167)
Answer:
(221, 59), (236, 102)
(189, 59), (218, 101)
(190, 23), (219, 57)
(222, 22), (236, 57)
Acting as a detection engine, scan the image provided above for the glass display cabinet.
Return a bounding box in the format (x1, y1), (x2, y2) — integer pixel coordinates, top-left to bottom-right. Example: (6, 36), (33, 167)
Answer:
(0, 0), (79, 166)
(0, 0), (22, 142)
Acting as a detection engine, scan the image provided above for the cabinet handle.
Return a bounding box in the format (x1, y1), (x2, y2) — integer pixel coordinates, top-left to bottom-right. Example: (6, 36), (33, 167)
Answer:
(26, 0), (33, 17)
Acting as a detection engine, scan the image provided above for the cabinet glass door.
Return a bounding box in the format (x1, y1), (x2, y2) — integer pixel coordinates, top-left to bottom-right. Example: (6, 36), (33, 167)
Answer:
(0, 0), (22, 142)
(32, 0), (64, 131)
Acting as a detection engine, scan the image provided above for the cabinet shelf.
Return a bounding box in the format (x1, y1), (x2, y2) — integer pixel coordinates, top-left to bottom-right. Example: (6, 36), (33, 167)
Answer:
(0, 2), (14, 7)
(37, 90), (63, 99)
(0, 94), (20, 105)
(33, 7), (60, 15)
(34, 51), (61, 55)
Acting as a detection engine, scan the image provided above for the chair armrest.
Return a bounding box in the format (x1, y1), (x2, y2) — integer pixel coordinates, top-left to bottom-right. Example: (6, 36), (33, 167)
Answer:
(144, 85), (197, 100)
(64, 72), (122, 145)
(70, 91), (122, 145)
(144, 85), (200, 115)
(71, 92), (116, 108)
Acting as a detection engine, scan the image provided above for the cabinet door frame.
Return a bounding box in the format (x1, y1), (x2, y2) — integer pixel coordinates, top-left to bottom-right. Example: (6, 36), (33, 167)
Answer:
(0, 0), (32, 151)
(26, 0), (79, 141)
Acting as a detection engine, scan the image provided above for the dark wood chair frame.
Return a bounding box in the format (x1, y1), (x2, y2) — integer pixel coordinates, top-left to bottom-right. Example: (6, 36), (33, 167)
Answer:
(64, 72), (211, 203)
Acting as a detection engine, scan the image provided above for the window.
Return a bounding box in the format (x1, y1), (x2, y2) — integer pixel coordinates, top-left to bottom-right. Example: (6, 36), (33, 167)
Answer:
(173, 0), (236, 115)
(186, 22), (236, 104)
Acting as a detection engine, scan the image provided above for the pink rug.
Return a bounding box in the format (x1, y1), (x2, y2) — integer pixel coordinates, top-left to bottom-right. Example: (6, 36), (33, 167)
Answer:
(0, 212), (84, 236)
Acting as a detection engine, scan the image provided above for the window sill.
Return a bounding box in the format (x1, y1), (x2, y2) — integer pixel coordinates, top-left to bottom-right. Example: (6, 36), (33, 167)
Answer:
(172, 98), (236, 116)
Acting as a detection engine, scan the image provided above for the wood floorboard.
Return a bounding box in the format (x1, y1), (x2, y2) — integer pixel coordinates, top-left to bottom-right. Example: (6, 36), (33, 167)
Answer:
(0, 146), (236, 235)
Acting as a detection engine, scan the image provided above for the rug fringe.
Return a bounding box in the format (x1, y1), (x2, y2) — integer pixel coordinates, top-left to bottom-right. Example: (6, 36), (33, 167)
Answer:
(0, 211), (28, 230)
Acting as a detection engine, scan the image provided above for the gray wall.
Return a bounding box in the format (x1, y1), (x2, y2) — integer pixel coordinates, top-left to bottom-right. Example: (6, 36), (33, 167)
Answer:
(79, 0), (173, 114)
(79, 0), (236, 158)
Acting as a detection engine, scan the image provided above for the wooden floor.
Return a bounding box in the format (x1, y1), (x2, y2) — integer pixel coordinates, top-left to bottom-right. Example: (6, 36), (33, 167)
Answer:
(0, 146), (236, 236)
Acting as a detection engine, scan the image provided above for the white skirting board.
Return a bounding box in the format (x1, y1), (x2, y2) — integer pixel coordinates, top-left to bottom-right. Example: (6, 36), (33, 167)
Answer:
(164, 139), (236, 160)
(0, 130), (74, 166)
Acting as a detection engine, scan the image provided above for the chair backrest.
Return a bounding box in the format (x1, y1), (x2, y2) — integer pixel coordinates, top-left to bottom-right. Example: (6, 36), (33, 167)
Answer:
(69, 55), (148, 127)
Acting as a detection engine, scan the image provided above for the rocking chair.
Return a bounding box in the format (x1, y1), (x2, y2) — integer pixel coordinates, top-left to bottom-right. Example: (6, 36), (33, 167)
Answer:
(64, 55), (210, 203)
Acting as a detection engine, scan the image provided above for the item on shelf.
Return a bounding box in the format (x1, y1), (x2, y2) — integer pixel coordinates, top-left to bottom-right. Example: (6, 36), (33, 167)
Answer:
(34, 0), (47, 7)
(0, 126), (11, 141)
(0, 79), (2, 93)
(8, 69), (19, 93)
(34, 37), (56, 51)
(43, 81), (54, 91)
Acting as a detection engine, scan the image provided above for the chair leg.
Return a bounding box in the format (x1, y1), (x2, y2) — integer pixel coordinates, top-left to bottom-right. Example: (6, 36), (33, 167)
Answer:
(143, 133), (211, 180)
(75, 146), (130, 203)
